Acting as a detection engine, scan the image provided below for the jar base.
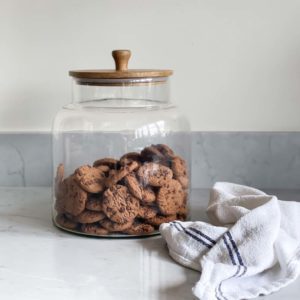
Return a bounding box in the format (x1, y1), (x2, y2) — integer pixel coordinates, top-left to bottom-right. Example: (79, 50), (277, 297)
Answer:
(52, 218), (161, 238)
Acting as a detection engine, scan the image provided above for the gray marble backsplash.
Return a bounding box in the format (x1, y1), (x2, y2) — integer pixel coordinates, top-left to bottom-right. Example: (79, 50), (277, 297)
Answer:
(193, 132), (300, 189)
(0, 132), (299, 189)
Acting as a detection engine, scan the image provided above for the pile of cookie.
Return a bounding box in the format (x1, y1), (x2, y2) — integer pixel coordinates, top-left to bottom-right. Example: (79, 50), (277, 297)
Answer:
(54, 144), (189, 236)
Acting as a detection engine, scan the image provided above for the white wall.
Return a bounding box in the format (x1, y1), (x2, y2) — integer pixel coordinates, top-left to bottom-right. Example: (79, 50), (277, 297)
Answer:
(1, 0), (300, 132)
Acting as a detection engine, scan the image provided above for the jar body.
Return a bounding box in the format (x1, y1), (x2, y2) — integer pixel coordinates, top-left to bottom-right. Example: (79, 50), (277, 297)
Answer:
(52, 80), (191, 237)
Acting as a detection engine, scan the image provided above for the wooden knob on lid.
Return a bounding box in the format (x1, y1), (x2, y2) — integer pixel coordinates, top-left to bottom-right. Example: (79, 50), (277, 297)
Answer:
(112, 49), (131, 71)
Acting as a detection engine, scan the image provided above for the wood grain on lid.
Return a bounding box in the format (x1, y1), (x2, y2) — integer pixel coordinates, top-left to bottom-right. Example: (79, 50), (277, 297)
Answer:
(69, 50), (173, 79)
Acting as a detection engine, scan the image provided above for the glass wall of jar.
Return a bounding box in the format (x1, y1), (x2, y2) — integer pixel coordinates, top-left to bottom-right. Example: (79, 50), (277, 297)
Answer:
(52, 50), (191, 237)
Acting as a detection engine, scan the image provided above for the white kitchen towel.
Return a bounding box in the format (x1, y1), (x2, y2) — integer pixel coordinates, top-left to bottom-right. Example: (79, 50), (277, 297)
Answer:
(160, 182), (300, 300)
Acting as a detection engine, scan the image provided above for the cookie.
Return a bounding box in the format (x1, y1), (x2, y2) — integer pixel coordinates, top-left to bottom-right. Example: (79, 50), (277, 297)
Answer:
(55, 213), (78, 230)
(55, 164), (64, 193)
(146, 214), (177, 226)
(172, 156), (189, 189)
(93, 158), (119, 169)
(141, 187), (156, 204)
(104, 169), (117, 183)
(54, 164), (66, 213)
(100, 218), (133, 232)
(137, 205), (157, 219)
(95, 165), (110, 173)
(171, 156), (187, 177)
(141, 145), (171, 167)
(141, 146), (165, 162)
(178, 203), (188, 215)
(63, 176), (88, 216)
(177, 175), (189, 189)
(157, 179), (185, 215)
(125, 173), (157, 203)
(86, 196), (103, 212)
(102, 185), (140, 223)
(120, 152), (141, 166)
(73, 210), (106, 223)
(55, 182), (67, 214)
(137, 162), (173, 187)
(153, 144), (175, 158)
(124, 223), (155, 235)
(124, 173), (143, 199)
(74, 165), (106, 193)
(105, 161), (139, 188)
(81, 223), (108, 235)
(176, 214), (187, 221)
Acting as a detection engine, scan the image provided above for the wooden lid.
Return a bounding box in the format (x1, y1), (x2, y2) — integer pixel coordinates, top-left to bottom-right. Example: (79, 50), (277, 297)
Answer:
(69, 50), (173, 80)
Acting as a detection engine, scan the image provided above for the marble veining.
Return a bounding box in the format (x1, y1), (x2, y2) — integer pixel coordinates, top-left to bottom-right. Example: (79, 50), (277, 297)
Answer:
(0, 132), (299, 189)
(192, 132), (300, 189)
(0, 134), (52, 187)
(0, 187), (299, 300)
(0, 144), (25, 186)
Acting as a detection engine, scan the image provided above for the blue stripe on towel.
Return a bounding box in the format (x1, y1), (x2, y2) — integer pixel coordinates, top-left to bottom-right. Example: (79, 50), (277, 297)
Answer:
(172, 222), (213, 249)
(170, 222), (183, 232)
(216, 232), (247, 300)
(174, 222), (217, 246)
(226, 231), (244, 266)
(216, 265), (242, 300)
(169, 222), (247, 300)
(187, 227), (217, 245)
(222, 234), (237, 265)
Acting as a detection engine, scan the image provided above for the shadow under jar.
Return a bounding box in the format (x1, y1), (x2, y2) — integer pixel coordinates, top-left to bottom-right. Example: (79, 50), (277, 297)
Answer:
(52, 49), (191, 237)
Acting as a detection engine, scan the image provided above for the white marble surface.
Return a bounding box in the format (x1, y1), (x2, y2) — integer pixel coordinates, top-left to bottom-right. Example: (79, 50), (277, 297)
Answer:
(0, 187), (299, 300)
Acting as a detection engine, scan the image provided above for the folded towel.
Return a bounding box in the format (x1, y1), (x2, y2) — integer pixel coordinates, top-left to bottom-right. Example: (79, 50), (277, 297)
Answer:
(160, 182), (300, 300)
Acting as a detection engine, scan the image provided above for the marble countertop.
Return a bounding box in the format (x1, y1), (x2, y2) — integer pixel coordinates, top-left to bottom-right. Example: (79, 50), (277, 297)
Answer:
(0, 187), (299, 300)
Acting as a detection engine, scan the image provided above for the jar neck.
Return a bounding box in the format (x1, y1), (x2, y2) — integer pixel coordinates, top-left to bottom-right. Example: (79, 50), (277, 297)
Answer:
(72, 77), (171, 104)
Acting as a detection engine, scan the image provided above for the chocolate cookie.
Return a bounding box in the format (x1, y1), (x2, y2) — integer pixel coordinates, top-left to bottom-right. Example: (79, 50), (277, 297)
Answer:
(177, 203), (188, 216)
(141, 146), (165, 162)
(141, 187), (156, 204)
(137, 162), (173, 187)
(63, 176), (88, 216)
(105, 161), (139, 188)
(86, 196), (103, 212)
(55, 164), (64, 192)
(176, 214), (187, 221)
(154, 144), (175, 158)
(73, 210), (106, 223)
(55, 213), (78, 230)
(171, 156), (189, 189)
(81, 223), (109, 235)
(171, 156), (187, 177)
(124, 223), (155, 235)
(74, 165), (106, 193)
(157, 179), (184, 215)
(54, 164), (66, 213)
(177, 175), (189, 189)
(179, 191), (188, 219)
(146, 214), (177, 226)
(125, 173), (157, 204)
(124, 173), (143, 199)
(93, 158), (119, 169)
(120, 152), (141, 166)
(55, 184), (67, 214)
(102, 185), (140, 223)
(95, 165), (110, 174)
(138, 205), (157, 219)
(100, 218), (133, 232)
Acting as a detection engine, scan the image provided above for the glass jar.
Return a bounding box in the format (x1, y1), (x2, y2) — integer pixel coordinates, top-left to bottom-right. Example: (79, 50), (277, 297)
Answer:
(52, 50), (191, 237)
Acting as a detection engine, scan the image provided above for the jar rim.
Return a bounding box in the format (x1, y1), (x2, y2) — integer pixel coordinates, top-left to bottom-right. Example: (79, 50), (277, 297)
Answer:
(72, 76), (169, 86)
